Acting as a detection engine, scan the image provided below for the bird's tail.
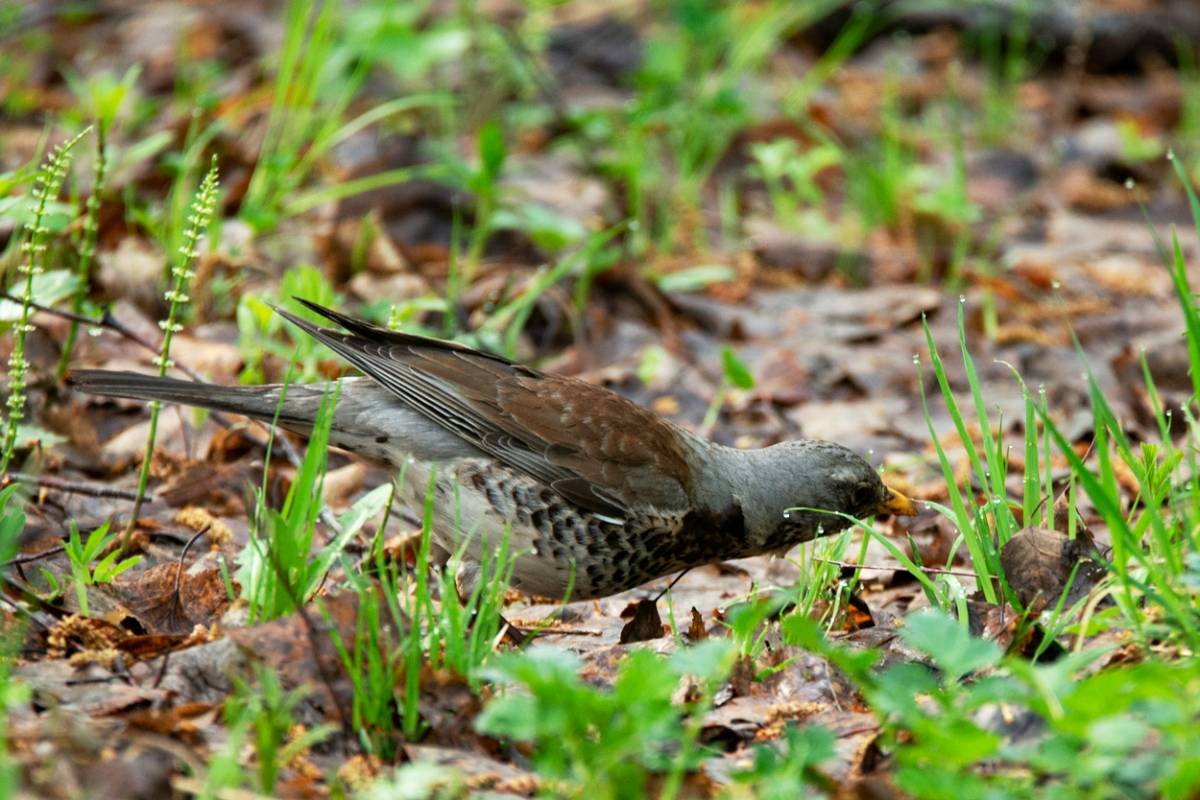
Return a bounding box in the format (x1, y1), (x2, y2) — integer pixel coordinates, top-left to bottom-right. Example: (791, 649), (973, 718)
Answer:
(67, 369), (472, 465)
(67, 369), (327, 432)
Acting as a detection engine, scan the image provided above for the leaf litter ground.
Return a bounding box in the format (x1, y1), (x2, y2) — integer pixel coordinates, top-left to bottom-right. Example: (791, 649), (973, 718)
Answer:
(3, 2), (1200, 797)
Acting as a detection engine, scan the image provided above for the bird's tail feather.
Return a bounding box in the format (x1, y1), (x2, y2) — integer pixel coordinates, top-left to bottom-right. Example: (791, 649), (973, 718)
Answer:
(68, 370), (328, 431)
(67, 369), (476, 465)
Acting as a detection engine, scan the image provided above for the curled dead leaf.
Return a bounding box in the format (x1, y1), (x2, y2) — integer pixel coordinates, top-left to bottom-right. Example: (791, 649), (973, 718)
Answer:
(114, 563), (233, 635)
(1000, 527), (1107, 612)
(687, 607), (708, 641)
(619, 599), (665, 644)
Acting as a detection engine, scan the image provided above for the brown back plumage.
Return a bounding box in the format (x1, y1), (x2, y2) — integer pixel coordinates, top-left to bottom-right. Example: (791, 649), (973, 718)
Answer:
(278, 300), (694, 519)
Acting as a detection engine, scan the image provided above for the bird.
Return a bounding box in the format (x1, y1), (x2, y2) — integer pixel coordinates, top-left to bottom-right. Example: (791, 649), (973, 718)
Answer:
(68, 299), (918, 600)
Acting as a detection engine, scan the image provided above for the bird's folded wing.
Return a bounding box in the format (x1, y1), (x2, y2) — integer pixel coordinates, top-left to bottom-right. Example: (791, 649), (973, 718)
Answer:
(276, 300), (693, 518)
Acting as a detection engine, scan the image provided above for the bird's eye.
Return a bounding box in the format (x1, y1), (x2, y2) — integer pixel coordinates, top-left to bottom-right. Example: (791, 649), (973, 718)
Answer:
(851, 485), (877, 510)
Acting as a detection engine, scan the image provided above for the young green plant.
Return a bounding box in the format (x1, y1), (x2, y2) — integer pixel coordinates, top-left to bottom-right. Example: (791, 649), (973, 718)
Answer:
(55, 128), (108, 381)
(123, 156), (220, 547)
(57, 67), (138, 378)
(476, 639), (735, 799)
(63, 520), (142, 616)
(915, 301), (1026, 606)
(0, 487), (28, 798)
(699, 346), (755, 436)
(237, 264), (341, 384)
(221, 664), (336, 795)
(239, 378), (392, 622)
(787, 609), (1200, 797)
(1, 128), (89, 475)
(325, 509), (410, 759)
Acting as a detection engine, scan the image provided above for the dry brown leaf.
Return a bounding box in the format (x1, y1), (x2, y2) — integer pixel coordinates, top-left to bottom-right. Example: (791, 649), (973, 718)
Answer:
(619, 599), (665, 644)
(114, 563), (233, 635)
(999, 527), (1107, 612)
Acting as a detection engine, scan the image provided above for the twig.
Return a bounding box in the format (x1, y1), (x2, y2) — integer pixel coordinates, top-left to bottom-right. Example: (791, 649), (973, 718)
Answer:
(838, 724), (882, 739)
(164, 524), (210, 629)
(1, 293), (101, 329)
(516, 626), (601, 638)
(136, 525), (211, 691)
(64, 676), (123, 686)
(0, 593), (55, 633)
(3, 471), (153, 503)
(152, 648), (172, 690)
(653, 568), (692, 602)
(2, 544), (64, 567)
(2, 293), (175, 373)
(0, 575), (70, 621)
(814, 558), (979, 579)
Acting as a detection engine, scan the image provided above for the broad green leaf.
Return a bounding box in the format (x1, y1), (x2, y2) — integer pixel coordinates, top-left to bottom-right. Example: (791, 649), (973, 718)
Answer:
(720, 346), (755, 390)
(0, 270), (84, 322)
(900, 609), (1001, 680)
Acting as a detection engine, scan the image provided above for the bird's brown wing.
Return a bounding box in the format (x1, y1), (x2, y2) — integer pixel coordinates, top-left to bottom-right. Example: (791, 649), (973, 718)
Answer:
(276, 300), (693, 518)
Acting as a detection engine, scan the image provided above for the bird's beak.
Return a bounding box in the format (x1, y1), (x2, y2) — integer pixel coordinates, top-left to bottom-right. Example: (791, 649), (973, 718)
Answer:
(873, 486), (919, 517)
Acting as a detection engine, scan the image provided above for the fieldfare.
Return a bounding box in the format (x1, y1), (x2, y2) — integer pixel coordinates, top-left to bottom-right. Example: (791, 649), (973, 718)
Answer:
(70, 300), (917, 599)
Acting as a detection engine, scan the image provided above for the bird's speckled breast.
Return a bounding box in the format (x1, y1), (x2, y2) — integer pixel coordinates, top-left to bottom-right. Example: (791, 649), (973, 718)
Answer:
(418, 460), (751, 599)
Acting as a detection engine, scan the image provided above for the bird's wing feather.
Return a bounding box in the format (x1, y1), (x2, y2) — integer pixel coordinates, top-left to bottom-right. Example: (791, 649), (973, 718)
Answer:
(277, 300), (693, 517)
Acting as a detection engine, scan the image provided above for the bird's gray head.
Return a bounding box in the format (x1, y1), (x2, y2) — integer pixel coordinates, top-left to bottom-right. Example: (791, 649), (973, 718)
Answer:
(727, 440), (917, 551)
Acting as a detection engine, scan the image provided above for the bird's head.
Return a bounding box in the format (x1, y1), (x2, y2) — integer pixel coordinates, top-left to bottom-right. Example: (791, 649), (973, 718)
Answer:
(731, 440), (918, 550)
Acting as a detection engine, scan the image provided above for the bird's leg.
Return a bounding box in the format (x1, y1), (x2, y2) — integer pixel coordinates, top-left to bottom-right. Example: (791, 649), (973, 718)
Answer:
(653, 568), (692, 602)
(453, 560), (528, 646)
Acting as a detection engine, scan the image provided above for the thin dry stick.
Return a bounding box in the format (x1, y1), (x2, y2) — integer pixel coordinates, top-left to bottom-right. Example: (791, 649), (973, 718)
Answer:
(2, 544), (65, 567)
(166, 524), (210, 627)
(3, 471), (152, 503)
(814, 558), (979, 579)
(146, 523), (212, 691)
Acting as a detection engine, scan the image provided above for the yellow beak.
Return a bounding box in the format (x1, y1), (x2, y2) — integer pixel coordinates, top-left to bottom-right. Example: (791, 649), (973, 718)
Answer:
(874, 486), (919, 517)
